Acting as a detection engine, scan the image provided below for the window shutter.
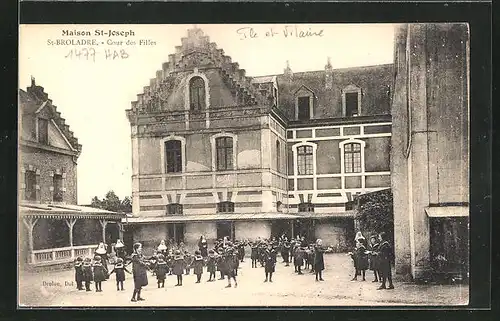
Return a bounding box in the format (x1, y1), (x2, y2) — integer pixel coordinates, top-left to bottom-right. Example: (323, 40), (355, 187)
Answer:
(35, 185), (40, 190)
(62, 187), (67, 192)
(21, 167), (26, 173)
(35, 169), (40, 175)
(49, 171), (54, 177)
(20, 184), (26, 189)
(28, 165), (34, 171)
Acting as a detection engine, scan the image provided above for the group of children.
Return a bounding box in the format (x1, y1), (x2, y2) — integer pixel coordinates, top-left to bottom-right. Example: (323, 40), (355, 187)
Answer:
(348, 231), (395, 290)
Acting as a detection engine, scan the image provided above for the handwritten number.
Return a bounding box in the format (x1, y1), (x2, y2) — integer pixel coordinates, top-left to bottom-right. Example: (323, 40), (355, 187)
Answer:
(89, 48), (96, 62)
(65, 50), (73, 59)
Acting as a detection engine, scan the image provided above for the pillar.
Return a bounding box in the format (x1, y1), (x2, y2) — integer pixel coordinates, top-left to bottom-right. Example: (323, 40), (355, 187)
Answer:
(290, 220), (294, 239)
(22, 217), (39, 264)
(117, 222), (124, 240)
(99, 219), (108, 243)
(65, 218), (77, 258)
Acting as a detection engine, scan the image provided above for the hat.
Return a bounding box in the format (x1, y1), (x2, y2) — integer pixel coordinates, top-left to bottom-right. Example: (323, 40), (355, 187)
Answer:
(84, 257), (91, 262)
(133, 242), (142, 251)
(115, 239), (125, 248)
(195, 250), (201, 255)
(94, 255), (102, 261)
(76, 256), (83, 262)
(157, 254), (165, 260)
(95, 243), (107, 255)
(175, 250), (181, 255)
(116, 257), (123, 263)
(209, 249), (214, 254)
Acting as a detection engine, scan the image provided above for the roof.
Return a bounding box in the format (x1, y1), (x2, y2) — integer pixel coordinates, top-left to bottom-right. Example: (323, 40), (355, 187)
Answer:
(123, 211), (354, 224)
(275, 64), (393, 120)
(19, 203), (126, 220)
(19, 78), (82, 154)
(252, 75), (276, 84)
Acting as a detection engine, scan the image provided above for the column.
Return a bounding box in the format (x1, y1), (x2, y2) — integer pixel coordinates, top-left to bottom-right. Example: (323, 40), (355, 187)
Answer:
(65, 218), (77, 258)
(117, 222), (124, 240)
(99, 219), (108, 243)
(23, 217), (39, 264)
(290, 220), (295, 239)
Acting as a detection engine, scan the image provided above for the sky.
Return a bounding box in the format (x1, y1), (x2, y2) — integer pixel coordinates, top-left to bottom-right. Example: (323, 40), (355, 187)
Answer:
(19, 23), (395, 204)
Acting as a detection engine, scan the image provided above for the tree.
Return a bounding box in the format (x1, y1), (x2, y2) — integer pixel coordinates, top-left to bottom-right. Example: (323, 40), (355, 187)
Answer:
(355, 189), (394, 245)
(90, 191), (132, 213)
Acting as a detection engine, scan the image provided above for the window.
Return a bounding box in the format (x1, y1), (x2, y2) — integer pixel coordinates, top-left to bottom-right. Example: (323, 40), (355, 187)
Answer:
(165, 140), (182, 173)
(297, 145), (313, 175)
(189, 76), (206, 111)
(276, 140), (281, 172)
(217, 201), (234, 213)
(344, 143), (362, 173)
(297, 96), (310, 120)
(24, 170), (36, 201)
(166, 203), (183, 215)
(298, 202), (314, 212)
(345, 93), (359, 117)
(38, 118), (49, 144)
(53, 174), (63, 202)
(216, 137), (233, 171)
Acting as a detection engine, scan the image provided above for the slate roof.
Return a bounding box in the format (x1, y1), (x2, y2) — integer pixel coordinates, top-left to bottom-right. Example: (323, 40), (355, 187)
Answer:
(19, 78), (82, 154)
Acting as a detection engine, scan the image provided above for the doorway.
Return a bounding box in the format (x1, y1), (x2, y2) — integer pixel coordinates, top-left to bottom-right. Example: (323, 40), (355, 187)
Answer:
(216, 221), (234, 240)
(167, 223), (185, 245)
(271, 220), (292, 239)
(293, 219), (315, 243)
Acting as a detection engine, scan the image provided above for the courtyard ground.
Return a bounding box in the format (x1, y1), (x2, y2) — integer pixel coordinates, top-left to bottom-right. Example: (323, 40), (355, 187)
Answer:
(18, 253), (468, 307)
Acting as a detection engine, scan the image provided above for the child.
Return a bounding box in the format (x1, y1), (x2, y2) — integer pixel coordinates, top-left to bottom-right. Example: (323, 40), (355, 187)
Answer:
(250, 242), (259, 268)
(216, 249), (225, 280)
(224, 247), (238, 288)
(74, 257), (84, 290)
(82, 257), (93, 291)
(108, 257), (131, 291)
(376, 232), (394, 290)
(92, 256), (107, 292)
(314, 239), (325, 282)
(192, 250), (204, 283)
(237, 241), (246, 263)
(264, 244), (277, 282)
(351, 238), (369, 281)
(149, 251), (158, 276)
(232, 247), (240, 276)
(154, 254), (168, 288)
(173, 250), (185, 286)
(184, 250), (193, 275)
(206, 249), (217, 281)
(282, 239), (291, 267)
(130, 242), (149, 302)
(293, 244), (304, 275)
(369, 235), (381, 283)
(166, 251), (174, 276)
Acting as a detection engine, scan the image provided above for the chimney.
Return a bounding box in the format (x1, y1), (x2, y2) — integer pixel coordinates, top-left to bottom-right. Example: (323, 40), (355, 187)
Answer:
(284, 60), (293, 82)
(325, 57), (333, 89)
(31, 76), (36, 87)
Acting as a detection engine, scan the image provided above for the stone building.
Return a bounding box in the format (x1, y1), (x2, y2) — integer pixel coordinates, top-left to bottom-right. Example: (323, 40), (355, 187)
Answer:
(391, 24), (469, 279)
(18, 78), (126, 267)
(125, 27), (393, 253)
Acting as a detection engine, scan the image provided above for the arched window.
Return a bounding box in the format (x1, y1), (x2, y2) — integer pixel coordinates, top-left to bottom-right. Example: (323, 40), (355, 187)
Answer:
(189, 76), (206, 111)
(166, 203), (183, 215)
(215, 137), (233, 171)
(297, 145), (313, 175)
(165, 140), (182, 173)
(344, 143), (362, 173)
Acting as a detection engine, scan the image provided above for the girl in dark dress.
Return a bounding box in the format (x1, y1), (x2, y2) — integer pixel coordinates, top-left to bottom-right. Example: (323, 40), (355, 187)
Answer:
(114, 239), (126, 261)
(224, 247), (238, 288)
(184, 250), (193, 275)
(92, 256), (107, 292)
(206, 249), (217, 281)
(369, 235), (381, 283)
(154, 254), (168, 288)
(282, 239), (291, 267)
(173, 250), (185, 286)
(130, 242), (149, 302)
(74, 257), (84, 290)
(192, 250), (204, 283)
(264, 244), (277, 282)
(352, 238), (369, 281)
(250, 242), (259, 268)
(314, 239), (325, 281)
(376, 232), (395, 290)
(82, 257), (93, 291)
(108, 257), (131, 291)
(216, 248), (225, 280)
(293, 244), (304, 274)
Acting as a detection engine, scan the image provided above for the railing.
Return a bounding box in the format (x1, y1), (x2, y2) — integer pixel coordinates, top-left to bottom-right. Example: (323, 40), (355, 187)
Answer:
(31, 244), (98, 266)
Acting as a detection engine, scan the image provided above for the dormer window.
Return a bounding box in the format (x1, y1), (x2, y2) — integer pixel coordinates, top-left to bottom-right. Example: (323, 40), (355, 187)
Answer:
(38, 118), (49, 144)
(342, 85), (362, 117)
(297, 97), (311, 120)
(189, 76), (206, 111)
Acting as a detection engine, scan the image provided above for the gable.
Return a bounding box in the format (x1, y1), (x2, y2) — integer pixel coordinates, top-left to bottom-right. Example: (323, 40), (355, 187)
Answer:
(48, 120), (74, 151)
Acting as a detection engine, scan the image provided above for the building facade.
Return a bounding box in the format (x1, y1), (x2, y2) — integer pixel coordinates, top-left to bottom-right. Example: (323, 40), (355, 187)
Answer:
(391, 24), (469, 279)
(126, 28), (393, 253)
(19, 79), (125, 267)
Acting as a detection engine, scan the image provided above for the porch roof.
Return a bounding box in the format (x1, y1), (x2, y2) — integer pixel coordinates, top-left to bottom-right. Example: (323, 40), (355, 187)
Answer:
(123, 211), (354, 224)
(19, 203), (126, 220)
